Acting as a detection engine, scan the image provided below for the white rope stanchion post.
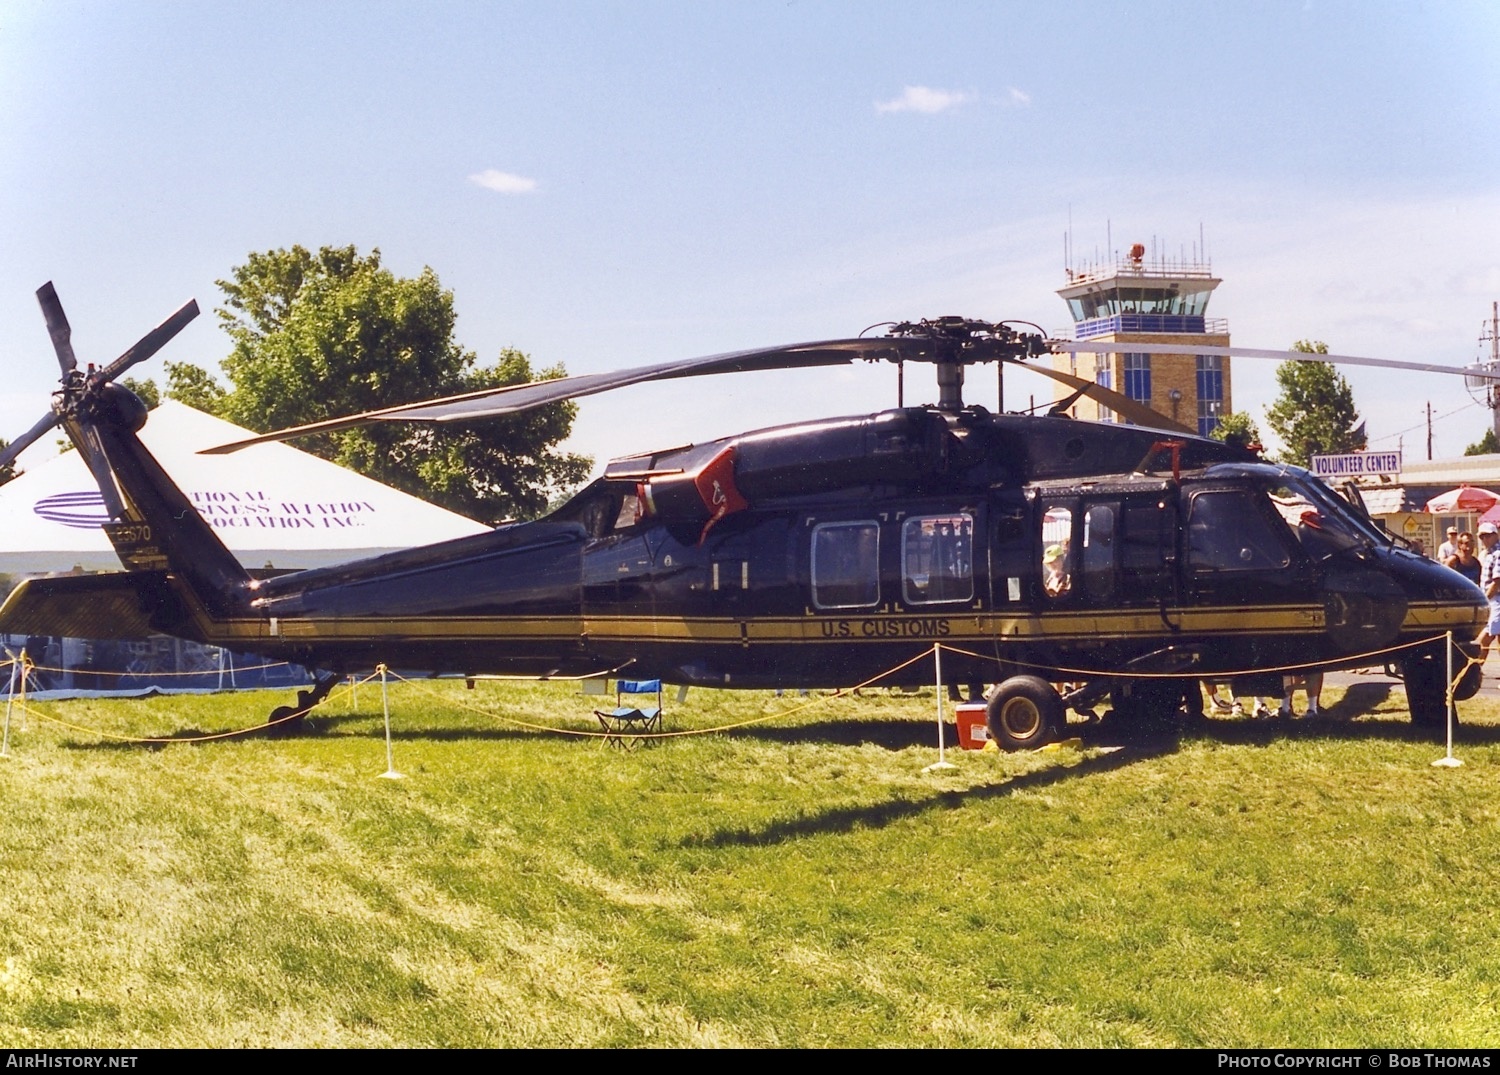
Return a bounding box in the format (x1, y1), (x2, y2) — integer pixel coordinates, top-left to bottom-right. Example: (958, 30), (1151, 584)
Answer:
(17, 651), (28, 733)
(1433, 630), (1463, 769)
(923, 642), (957, 772)
(1, 657), (17, 759)
(377, 664), (404, 780)
(349, 674), (358, 715)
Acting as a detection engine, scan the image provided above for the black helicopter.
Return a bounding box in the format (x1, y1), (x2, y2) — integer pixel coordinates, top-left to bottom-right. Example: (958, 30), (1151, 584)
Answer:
(0, 285), (1490, 748)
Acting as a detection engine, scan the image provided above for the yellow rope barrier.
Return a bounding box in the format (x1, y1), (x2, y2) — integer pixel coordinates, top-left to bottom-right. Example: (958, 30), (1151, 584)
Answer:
(8, 670), (382, 744)
(379, 647), (938, 742)
(0, 628), (1486, 748)
(936, 635), (1451, 681)
(15, 656), (303, 680)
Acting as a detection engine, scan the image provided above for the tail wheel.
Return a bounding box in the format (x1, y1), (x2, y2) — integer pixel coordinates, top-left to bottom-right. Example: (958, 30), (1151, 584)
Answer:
(986, 675), (1063, 751)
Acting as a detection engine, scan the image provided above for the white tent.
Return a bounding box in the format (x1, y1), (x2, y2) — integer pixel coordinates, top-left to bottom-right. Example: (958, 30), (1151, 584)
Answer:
(0, 401), (491, 574)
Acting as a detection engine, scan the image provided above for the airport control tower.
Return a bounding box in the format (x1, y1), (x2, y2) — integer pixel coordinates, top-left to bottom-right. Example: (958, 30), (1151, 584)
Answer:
(1054, 241), (1230, 435)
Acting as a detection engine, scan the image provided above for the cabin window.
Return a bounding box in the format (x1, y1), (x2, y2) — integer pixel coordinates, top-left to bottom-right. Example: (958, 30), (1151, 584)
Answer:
(1186, 491), (1292, 571)
(902, 514), (974, 605)
(1081, 503), (1117, 600)
(811, 521), (880, 609)
(1041, 504), (1073, 598)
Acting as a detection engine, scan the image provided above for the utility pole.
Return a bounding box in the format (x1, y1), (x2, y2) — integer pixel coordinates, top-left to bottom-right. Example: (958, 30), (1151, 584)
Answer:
(1427, 401), (1434, 461)
(1489, 302), (1500, 442)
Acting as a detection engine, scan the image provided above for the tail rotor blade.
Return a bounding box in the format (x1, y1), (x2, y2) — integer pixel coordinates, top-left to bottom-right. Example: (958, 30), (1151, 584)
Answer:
(35, 282), (78, 375)
(0, 411), (61, 470)
(99, 298), (199, 383)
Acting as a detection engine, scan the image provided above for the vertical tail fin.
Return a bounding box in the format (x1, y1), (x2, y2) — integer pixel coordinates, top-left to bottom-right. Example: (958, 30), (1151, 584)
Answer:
(80, 405), (251, 614)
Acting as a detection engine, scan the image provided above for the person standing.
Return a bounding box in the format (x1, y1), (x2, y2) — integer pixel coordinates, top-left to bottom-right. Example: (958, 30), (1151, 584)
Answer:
(1478, 523), (1500, 663)
(1438, 526), (1461, 561)
(1478, 522), (1498, 566)
(1445, 532), (1483, 586)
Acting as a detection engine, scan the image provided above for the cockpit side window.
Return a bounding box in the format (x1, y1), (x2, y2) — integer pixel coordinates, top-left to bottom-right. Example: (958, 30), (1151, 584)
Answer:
(811, 521), (880, 609)
(1186, 491), (1293, 572)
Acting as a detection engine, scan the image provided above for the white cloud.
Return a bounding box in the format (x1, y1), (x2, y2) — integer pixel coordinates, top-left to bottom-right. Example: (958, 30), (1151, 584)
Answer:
(875, 85), (971, 115)
(468, 169), (538, 194)
(1008, 87), (1031, 106)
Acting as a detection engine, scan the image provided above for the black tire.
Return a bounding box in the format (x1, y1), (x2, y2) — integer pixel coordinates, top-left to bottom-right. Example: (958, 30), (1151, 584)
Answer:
(986, 675), (1064, 751)
(267, 705), (307, 735)
(1453, 660), (1483, 703)
(1401, 652), (1452, 727)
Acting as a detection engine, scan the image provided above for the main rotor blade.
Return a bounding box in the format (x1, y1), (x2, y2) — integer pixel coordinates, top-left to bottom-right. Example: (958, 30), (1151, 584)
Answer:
(0, 410), (61, 470)
(201, 337), (922, 454)
(1051, 340), (1500, 381)
(78, 425), (125, 519)
(35, 282), (78, 374)
(98, 298), (200, 383)
(1021, 360), (1194, 435)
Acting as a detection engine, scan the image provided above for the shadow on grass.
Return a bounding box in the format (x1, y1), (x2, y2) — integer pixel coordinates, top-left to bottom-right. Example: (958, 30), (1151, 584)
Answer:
(1178, 678), (1500, 749)
(680, 741), (1171, 848)
(60, 714), (553, 750)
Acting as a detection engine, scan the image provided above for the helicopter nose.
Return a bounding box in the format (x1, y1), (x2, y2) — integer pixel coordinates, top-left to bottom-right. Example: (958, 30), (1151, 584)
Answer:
(1321, 568), (1408, 653)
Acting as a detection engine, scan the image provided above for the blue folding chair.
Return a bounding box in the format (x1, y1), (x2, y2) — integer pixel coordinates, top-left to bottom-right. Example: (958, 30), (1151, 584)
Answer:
(595, 679), (663, 749)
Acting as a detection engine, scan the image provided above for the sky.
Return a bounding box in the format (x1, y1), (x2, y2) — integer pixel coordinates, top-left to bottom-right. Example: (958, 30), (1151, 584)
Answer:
(2, 0), (1499, 483)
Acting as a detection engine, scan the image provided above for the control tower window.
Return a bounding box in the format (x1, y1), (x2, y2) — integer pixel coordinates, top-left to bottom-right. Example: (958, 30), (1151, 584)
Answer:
(1197, 355), (1224, 437)
(1124, 353), (1152, 404)
(1094, 356), (1114, 422)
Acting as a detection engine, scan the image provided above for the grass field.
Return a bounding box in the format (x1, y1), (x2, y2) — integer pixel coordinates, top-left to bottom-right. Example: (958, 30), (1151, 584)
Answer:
(0, 673), (1496, 1047)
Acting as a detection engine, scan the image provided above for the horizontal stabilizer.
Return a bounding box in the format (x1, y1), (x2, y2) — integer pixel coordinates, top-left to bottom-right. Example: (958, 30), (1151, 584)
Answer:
(0, 571), (184, 641)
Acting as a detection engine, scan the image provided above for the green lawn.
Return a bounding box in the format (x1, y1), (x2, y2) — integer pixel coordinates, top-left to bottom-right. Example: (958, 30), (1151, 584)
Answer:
(0, 676), (1495, 1047)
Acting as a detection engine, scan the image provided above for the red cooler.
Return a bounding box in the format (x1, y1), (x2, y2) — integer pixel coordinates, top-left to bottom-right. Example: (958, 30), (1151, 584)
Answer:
(954, 702), (990, 750)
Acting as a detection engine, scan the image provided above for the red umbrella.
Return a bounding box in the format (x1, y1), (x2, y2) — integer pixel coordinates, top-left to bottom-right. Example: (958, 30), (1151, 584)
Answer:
(1426, 485), (1500, 514)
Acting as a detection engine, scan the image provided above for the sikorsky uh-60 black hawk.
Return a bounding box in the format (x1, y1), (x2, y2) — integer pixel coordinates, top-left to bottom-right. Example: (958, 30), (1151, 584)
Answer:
(0, 284), (1491, 748)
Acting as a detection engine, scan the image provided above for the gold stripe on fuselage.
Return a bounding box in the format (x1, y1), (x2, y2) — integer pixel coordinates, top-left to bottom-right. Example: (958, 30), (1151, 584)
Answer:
(175, 600), (1483, 652)
(158, 567), (1484, 651)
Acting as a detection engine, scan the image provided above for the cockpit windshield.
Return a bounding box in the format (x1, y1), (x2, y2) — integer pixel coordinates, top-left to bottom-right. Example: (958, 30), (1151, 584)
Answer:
(1263, 471), (1383, 557)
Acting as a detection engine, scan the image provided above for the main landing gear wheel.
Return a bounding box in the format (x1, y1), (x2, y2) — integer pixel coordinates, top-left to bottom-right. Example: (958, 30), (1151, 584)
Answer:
(1452, 641), (1483, 703)
(986, 675), (1064, 751)
(1400, 650), (1455, 729)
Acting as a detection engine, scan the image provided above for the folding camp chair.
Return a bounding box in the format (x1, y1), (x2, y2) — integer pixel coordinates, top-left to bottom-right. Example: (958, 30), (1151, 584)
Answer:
(595, 679), (663, 749)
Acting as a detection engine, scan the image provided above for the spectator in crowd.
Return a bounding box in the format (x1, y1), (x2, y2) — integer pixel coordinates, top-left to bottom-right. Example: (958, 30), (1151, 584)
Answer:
(1438, 526), (1460, 561)
(1445, 532), (1483, 586)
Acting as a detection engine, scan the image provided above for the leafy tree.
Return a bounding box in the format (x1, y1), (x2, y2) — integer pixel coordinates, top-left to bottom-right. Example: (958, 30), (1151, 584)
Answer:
(169, 245), (590, 523)
(1264, 340), (1366, 467)
(1465, 429), (1499, 456)
(164, 361), (227, 414)
(0, 439), (18, 487)
(1209, 411), (1263, 453)
(121, 376), (160, 410)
